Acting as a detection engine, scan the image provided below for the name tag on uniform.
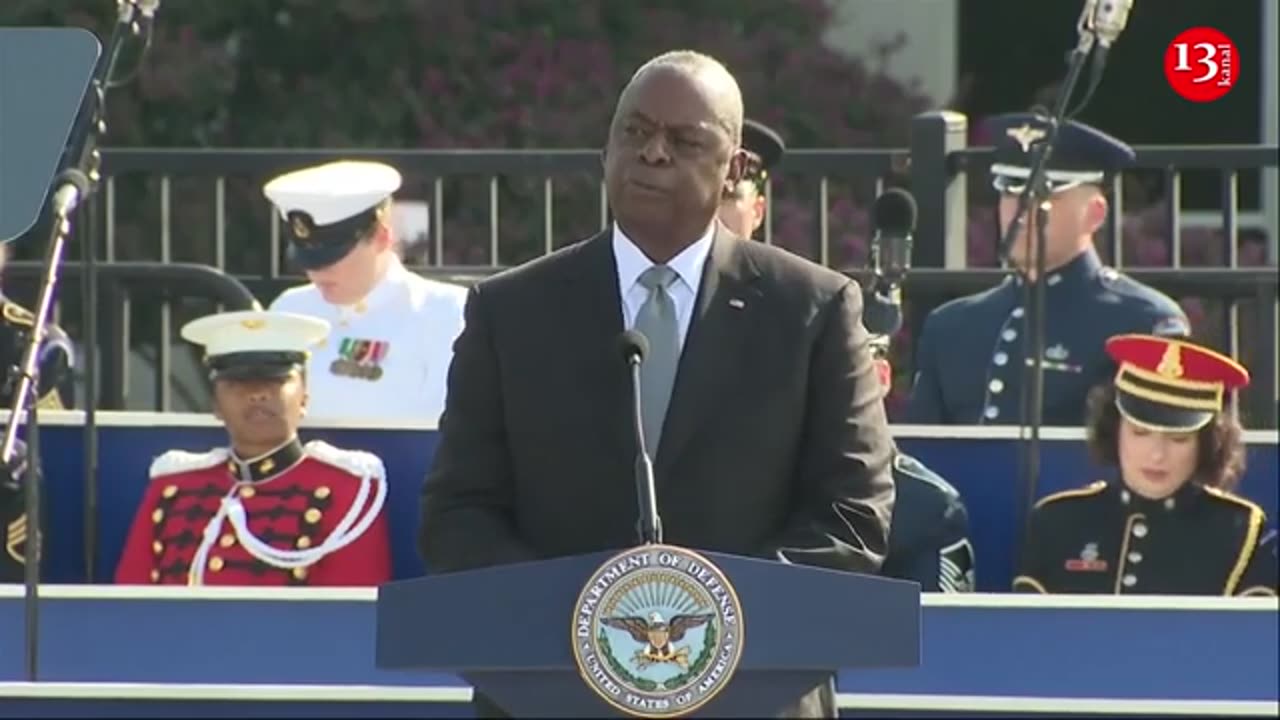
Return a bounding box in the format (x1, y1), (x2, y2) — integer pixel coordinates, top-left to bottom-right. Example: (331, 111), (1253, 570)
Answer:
(330, 338), (390, 381)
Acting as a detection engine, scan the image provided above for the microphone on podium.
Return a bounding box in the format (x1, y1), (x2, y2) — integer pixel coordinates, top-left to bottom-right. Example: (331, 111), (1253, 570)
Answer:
(617, 330), (663, 545)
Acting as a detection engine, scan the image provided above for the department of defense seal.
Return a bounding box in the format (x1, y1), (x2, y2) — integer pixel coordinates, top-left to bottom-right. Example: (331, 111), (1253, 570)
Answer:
(571, 544), (745, 718)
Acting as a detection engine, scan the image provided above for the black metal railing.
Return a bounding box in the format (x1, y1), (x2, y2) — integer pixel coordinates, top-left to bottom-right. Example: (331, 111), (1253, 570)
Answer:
(6, 261), (258, 410)
(8, 111), (1275, 426)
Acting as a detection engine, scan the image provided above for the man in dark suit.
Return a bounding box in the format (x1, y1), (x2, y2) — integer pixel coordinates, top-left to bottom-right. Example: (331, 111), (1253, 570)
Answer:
(419, 49), (896, 718)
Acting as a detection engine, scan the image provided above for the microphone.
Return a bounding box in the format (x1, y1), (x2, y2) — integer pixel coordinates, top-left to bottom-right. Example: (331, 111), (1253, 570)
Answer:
(616, 330), (662, 545)
(1090, 0), (1134, 48)
(617, 329), (649, 366)
(865, 189), (917, 336)
(1071, 0), (1134, 115)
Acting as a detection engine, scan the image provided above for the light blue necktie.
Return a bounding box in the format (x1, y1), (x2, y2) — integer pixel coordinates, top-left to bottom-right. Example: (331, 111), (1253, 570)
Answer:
(634, 265), (680, 454)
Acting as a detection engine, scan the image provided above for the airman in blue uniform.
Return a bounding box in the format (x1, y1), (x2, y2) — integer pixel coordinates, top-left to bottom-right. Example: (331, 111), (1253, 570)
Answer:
(907, 114), (1189, 427)
(865, 293), (976, 592)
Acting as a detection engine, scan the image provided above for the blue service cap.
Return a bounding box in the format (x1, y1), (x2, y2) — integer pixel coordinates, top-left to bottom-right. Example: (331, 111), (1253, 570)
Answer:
(986, 113), (1135, 195)
(263, 160), (402, 271)
(742, 119), (785, 173)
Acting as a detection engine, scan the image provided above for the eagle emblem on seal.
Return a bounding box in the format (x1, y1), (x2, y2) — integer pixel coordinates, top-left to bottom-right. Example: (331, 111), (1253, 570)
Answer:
(572, 544), (745, 718)
(602, 611), (714, 671)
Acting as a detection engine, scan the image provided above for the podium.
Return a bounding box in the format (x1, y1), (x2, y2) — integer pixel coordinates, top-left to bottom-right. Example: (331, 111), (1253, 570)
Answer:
(376, 546), (921, 717)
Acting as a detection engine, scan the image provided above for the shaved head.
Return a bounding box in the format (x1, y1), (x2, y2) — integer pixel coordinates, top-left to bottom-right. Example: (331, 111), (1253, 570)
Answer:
(620, 50), (745, 145)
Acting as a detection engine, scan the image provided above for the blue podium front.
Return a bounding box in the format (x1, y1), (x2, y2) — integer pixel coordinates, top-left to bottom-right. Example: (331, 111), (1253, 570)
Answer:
(0, 588), (1275, 717)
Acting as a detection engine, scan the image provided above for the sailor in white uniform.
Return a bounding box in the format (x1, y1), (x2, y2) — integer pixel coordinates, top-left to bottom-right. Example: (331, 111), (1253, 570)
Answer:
(263, 160), (468, 425)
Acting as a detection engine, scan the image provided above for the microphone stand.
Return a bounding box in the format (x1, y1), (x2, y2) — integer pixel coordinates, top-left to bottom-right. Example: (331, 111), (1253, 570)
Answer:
(1017, 197), (1053, 544)
(996, 18), (1097, 546)
(625, 356), (662, 545)
(0, 1), (156, 682)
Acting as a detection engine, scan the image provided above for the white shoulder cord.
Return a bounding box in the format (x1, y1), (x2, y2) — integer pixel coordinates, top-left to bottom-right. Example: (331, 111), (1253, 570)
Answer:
(186, 466), (387, 584)
(188, 490), (235, 586)
(227, 468), (386, 569)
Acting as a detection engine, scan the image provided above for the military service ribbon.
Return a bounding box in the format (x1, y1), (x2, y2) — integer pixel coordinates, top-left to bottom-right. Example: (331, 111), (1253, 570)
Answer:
(329, 338), (389, 381)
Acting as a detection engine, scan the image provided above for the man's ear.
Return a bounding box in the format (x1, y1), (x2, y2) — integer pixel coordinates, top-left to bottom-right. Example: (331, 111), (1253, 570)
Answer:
(1084, 189), (1109, 235)
(372, 221), (396, 252)
(724, 148), (748, 194)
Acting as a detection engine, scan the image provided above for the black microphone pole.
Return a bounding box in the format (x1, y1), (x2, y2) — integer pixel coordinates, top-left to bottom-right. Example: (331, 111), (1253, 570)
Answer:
(0, 1), (158, 682)
(619, 331), (662, 545)
(997, 5), (1098, 547)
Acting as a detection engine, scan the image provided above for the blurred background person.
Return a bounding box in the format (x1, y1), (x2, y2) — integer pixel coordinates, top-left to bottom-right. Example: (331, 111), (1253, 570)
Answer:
(865, 291), (976, 592)
(0, 245), (75, 582)
(717, 119), (785, 239)
(0, 246), (75, 411)
(266, 160), (467, 425)
(1014, 334), (1275, 596)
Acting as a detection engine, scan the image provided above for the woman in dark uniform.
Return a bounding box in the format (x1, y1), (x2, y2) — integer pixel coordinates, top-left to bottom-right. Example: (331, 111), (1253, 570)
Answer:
(1013, 334), (1276, 596)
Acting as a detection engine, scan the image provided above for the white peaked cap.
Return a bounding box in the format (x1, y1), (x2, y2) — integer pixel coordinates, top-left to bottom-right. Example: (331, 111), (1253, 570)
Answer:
(181, 310), (331, 358)
(262, 160), (403, 226)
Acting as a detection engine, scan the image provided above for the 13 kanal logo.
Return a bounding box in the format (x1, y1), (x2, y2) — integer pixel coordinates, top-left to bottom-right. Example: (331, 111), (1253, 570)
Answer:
(1164, 27), (1239, 103)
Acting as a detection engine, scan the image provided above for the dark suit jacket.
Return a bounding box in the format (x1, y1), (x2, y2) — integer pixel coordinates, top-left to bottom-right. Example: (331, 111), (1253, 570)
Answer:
(419, 225), (896, 717)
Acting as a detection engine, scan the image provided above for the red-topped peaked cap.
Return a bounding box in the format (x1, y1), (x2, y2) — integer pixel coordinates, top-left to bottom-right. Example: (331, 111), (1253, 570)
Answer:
(1106, 334), (1250, 432)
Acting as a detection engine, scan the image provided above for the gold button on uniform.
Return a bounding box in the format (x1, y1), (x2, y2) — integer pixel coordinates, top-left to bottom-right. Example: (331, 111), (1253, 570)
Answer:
(304, 508), (322, 524)
(163, 485), (178, 498)
(314, 487), (331, 500)
(151, 508), (164, 524)
(152, 541), (163, 555)
(150, 570), (160, 583)
(296, 536), (312, 549)
(219, 534), (236, 548)
(292, 567), (308, 581)
(239, 486), (256, 499)
(209, 557), (225, 572)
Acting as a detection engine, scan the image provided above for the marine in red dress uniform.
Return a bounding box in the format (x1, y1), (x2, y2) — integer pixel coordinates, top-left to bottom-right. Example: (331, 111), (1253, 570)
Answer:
(114, 310), (392, 586)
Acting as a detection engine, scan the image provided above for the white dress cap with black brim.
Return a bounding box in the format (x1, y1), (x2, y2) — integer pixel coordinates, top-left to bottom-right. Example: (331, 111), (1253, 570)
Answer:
(181, 310), (331, 382)
(263, 160), (402, 271)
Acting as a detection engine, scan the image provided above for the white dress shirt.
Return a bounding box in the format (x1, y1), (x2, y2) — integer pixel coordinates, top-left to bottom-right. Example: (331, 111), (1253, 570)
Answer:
(612, 222), (715, 352)
(270, 257), (468, 425)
